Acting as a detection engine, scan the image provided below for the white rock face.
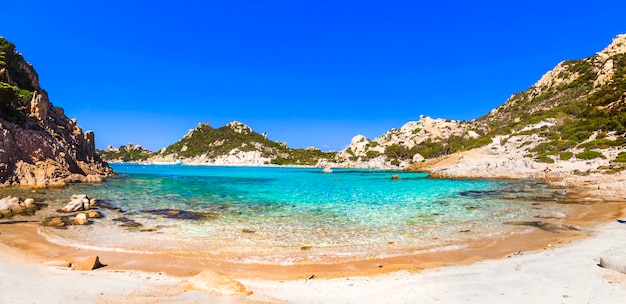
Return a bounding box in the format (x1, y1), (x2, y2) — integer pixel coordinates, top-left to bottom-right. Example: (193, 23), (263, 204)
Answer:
(175, 149), (271, 166)
(227, 121), (252, 134)
(335, 115), (484, 169)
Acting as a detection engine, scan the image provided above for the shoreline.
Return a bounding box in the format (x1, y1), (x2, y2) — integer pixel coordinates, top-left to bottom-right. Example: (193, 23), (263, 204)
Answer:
(0, 171), (626, 303)
(1, 202), (625, 302)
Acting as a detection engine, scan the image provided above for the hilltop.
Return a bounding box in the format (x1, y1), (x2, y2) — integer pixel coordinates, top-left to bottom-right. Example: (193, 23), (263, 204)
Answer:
(100, 121), (335, 166)
(0, 37), (113, 187)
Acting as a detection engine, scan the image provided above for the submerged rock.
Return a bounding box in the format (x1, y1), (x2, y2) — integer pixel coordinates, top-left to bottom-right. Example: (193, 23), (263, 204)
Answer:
(143, 209), (218, 220)
(42, 217), (68, 227)
(86, 210), (102, 218)
(504, 220), (579, 233)
(536, 211), (568, 219)
(112, 216), (142, 228)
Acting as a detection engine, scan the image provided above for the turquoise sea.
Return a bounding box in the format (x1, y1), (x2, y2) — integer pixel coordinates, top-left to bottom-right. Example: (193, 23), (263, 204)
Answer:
(2, 164), (561, 263)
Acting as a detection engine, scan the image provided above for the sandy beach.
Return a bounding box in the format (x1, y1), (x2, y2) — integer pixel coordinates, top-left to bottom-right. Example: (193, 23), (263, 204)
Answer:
(2, 171), (626, 303)
(1, 205), (625, 303)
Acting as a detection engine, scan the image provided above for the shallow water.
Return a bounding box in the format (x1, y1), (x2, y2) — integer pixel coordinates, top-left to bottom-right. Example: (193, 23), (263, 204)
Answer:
(1, 164), (564, 263)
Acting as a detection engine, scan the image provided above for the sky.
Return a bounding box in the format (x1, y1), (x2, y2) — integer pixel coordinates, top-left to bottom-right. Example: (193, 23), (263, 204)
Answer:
(1, 1), (625, 151)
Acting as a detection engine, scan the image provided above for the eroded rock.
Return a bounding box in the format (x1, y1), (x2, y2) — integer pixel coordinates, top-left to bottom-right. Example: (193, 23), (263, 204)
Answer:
(59, 194), (92, 213)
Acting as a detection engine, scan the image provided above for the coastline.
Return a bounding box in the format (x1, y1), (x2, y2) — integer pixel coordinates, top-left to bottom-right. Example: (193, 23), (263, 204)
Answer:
(1, 175), (626, 302)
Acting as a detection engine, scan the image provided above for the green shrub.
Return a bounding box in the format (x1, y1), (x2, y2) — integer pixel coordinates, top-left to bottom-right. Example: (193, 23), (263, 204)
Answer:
(577, 137), (626, 149)
(614, 152), (626, 163)
(535, 155), (555, 163)
(576, 150), (605, 160)
(365, 150), (381, 160)
(559, 151), (573, 161)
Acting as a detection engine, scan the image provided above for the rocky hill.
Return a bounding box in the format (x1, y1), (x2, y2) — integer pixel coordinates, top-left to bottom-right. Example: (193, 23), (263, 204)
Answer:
(107, 121), (336, 166)
(409, 34), (626, 178)
(329, 34), (626, 173)
(98, 143), (155, 162)
(326, 116), (488, 168)
(0, 37), (113, 187)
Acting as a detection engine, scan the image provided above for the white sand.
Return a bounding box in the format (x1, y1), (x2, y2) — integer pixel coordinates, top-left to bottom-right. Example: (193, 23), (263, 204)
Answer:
(2, 220), (625, 303)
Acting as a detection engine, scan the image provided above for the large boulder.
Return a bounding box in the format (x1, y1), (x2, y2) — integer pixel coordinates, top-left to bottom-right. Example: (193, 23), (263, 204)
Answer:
(0, 196), (18, 216)
(59, 194), (91, 213)
(0, 196), (38, 218)
(74, 213), (88, 225)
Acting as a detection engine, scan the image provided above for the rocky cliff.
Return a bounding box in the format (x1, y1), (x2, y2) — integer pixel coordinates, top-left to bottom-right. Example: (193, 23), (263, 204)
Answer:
(0, 37), (113, 187)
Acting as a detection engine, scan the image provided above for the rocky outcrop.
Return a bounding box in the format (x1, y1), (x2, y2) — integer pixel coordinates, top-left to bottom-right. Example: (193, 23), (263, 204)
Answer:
(0, 196), (38, 218)
(58, 194), (95, 213)
(0, 37), (113, 187)
(330, 115), (486, 169)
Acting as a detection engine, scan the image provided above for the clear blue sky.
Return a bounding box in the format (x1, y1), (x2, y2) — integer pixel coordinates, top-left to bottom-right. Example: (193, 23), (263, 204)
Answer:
(2, 1), (625, 151)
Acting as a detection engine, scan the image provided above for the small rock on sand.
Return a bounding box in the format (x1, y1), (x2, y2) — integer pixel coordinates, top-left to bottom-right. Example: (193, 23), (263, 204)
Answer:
(73, 256), (104, 271)
(183, 269), (252, 296)
(599, 251), (626, 274)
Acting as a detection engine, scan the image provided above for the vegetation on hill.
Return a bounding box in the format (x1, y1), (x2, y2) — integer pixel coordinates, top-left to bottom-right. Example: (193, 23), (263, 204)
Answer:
(381, 134), (493, 162)
(162, 122), (337, 165)
(0, 37), (36, 125)
(100, 122), (337, 166)
(98, 145), (155, 162)
(472, 41), (626, 163)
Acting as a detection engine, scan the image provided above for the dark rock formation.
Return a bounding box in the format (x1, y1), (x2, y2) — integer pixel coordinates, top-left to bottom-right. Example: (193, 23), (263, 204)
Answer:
(0, 37), (113, 187)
